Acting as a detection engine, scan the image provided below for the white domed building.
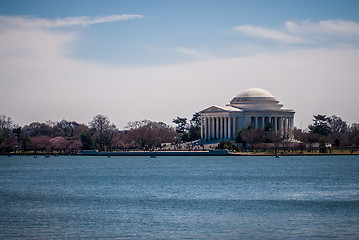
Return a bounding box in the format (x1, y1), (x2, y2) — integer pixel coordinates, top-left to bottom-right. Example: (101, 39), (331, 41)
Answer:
(199, 88), (295, 140)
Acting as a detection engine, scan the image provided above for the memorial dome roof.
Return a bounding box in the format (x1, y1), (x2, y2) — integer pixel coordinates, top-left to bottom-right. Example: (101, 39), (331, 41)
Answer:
(231, 88), (278, 103)
(236, 88), (274, 98)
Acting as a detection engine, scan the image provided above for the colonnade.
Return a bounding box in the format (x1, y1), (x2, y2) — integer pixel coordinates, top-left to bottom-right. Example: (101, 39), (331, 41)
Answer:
(201, 116), (235, 140)
(201, 115), (294, 140)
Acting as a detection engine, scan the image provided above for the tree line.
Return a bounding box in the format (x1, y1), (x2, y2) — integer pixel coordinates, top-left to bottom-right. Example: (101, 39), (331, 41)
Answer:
(0, 114), (183, 154)
(1, 113), (358, 154)
(233, 115), (359, 153)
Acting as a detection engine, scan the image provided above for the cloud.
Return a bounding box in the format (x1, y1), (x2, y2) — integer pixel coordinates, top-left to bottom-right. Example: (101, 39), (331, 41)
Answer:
(0, 29), (75, 59)
(1, 23), (358, 129)
(172, 47), (213, 59)
(234, 25), (304, 43)
(0, 16), (359, 129)
(0, 14), (143, 29)
(286, 19), (359, 36)
(143, 45), (213, 59)
(235, 19), (359, 45)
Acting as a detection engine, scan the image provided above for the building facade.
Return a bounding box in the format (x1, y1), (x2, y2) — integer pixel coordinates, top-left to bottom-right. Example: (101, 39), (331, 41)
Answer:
(199, 88), (295, 141)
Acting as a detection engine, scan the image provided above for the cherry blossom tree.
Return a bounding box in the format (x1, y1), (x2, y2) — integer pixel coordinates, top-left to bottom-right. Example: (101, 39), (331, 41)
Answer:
(30, 136), (51, 153)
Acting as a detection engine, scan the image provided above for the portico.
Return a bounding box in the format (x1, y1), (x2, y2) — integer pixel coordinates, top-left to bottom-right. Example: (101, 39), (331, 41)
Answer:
(199, 88), (295, 141)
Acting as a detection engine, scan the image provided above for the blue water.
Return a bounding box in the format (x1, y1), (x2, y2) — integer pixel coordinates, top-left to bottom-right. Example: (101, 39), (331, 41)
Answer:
(0, 155), (359, 239)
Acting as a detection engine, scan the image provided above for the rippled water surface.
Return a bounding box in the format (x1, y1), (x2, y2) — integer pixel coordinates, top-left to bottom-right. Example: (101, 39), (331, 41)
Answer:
(1, 155), (359, 239)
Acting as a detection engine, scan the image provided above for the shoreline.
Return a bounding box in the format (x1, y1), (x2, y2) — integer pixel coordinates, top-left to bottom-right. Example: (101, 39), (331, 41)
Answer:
(2, 150), (358, 157)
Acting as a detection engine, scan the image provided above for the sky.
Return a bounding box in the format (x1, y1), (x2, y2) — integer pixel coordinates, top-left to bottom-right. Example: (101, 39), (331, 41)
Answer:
(1, 0), (359, 130)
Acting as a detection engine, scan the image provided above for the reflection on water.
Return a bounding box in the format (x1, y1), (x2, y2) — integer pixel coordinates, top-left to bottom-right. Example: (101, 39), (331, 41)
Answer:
(1, 155), (359, 239)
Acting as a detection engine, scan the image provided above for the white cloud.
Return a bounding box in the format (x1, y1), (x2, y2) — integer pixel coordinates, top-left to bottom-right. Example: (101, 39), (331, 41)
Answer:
(0, 29), (75, 58)
(286, 19), (359, 36)
(0, 14), (143, 29)
(0, 16), (359, 129)
(234, 25), (304, 43)
(235, 19), (359, 45)
(143, 45), (213, 59)
(173, 47), (213, 59)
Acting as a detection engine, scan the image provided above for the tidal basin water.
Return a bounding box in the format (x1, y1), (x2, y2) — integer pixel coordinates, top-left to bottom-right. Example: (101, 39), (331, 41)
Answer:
(1, 155), (359, 239)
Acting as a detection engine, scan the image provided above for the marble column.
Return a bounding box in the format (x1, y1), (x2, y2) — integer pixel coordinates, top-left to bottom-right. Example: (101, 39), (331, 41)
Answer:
(220, 117), (223, 139)
(207, 118), (209, 139)
(261, 117), (265, 128)
(201, 118), (204, 139)
(208, 117), (212, 139)
(216, 117), (219, 139)
(234, 117), (238, 137)
(228, 117), (232, 139)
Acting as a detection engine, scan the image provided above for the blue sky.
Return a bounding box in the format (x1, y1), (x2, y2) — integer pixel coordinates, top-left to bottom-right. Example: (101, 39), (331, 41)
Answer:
(1, 0), (359, 129)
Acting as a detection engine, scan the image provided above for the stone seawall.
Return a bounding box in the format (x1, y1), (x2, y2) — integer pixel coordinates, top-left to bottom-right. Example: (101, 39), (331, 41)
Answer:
(82, 150), (228, 156)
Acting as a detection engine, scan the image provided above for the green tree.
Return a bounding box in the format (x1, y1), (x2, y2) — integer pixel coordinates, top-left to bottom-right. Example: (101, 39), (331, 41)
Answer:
(80, 130), (94, 150)
(319, 136), (328, 153)
(218, 141), (238, 151)
(308, 115), (331, 136)
(172, 117), (188, 133)
(190, 112), (201, 127)
(264, 122), (272, 132)
(188, 113), (201, 141)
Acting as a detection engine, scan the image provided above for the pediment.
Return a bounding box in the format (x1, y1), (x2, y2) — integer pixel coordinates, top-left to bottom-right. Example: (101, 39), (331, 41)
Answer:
(199, 106), (229, 113)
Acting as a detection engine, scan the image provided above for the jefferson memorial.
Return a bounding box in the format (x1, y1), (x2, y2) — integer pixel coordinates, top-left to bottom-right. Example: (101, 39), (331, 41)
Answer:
(199, 88), (295, 140)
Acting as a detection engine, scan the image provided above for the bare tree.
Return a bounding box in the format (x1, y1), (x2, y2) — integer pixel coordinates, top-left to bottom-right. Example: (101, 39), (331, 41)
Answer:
(328, 115), (348, 133)
(56, 120), (80, 138)
(0, 114), (17, 142)
(241, 127), (265, 147)
(89, 114), (118, 151)
(125, 120), (175, 149)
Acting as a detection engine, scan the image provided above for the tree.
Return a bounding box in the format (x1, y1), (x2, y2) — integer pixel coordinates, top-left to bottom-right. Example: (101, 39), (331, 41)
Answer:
(29, 136), (51, 153)
(307, 132), (321, 152)
(67, 139), (83, 152)
(319, 136), (328, 153)
(172, 117), (188, 133)
(296, 142), (307, 153)
(0, 138), (17, 152)
(125, 120), (175, 148)
(102, 124), (119, 151)
(328, 132), (349, 147)
(267, 131), (283, 153)
(264, 122), (272, 132)
(239, 127), (265, 147)
(56, 120), (80, 138)
(187, 113), (201, 141)
(328, 115), (348, 133)
(89, 114), (118, 151)
(172, 114), (201, 142)
(348, 123), (359, 146)
(80, 130), (95, 150)
(190, 113), (201, 127)
(50, 137), (69, 152)
(308, 115), (331, 136)
(22, 122), (53, 137)
(0, 114), (17, 143)
(293, 128), (308, 143)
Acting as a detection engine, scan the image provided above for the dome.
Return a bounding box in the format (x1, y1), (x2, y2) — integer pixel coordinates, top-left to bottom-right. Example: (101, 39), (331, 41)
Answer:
(231, 88), (278, 103)
(229, 88), (282, 110)
(236, 88), (274, 98)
